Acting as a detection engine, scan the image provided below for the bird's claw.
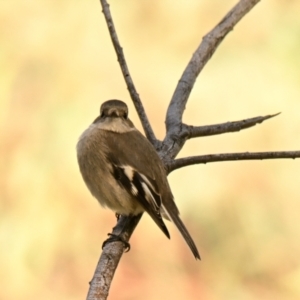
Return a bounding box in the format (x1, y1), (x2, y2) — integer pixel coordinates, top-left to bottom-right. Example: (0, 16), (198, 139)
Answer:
(102, 233), (131, 252)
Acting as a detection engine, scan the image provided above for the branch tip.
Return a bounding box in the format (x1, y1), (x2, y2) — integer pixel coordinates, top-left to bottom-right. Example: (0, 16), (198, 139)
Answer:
(168, 150), (300, 173)
(185, 112), (282, 139)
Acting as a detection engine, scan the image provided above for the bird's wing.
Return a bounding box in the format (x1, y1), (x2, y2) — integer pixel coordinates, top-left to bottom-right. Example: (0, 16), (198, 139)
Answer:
(103, 129), (200, 259)
(111, 163), (170, 238)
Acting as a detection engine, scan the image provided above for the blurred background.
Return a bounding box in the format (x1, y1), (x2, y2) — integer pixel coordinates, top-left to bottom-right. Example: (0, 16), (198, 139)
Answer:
(1, 0), (300, 299)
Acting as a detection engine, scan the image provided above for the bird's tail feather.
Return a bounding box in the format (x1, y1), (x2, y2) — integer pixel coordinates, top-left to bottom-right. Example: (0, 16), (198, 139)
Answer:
(162, 204), (200, 260)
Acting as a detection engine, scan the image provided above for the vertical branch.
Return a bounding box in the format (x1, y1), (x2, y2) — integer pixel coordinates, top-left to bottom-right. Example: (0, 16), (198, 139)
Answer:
(99, 0), (158, 146)
(163, 0), (260, 158)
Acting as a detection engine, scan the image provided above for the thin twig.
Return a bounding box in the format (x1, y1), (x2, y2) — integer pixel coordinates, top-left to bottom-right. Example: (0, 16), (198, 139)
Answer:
(168, 151), (300, 173)
(184, 112), (280, 138)
(163, 0), (260, 158)
(99, 0), (157, 146)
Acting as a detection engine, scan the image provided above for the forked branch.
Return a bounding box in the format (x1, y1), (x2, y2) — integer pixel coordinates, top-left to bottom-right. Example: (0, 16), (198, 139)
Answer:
(165, 0), (261, 132)
(85, 0), (299, 300)
(163, 0), (261, 158)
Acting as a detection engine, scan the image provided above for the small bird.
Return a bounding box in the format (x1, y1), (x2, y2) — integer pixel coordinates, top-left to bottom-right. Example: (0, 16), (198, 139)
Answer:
(77, 99), (200, 259)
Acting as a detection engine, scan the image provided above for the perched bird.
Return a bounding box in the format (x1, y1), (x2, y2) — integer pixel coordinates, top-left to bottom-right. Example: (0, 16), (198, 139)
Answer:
(77, 99), (200, 259)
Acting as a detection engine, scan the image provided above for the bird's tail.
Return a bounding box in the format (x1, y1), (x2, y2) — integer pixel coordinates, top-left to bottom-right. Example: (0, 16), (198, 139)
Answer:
(162, 204), (200, 260)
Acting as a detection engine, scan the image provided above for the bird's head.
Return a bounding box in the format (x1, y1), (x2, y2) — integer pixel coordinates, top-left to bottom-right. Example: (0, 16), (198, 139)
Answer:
(93, 99), (134, 133)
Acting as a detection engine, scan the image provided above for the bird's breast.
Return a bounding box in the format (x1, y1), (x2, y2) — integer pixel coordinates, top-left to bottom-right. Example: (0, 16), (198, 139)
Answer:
(77, 128), (143, 215)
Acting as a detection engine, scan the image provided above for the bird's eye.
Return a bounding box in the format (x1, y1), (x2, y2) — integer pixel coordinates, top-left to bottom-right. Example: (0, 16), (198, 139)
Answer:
(123, 113), (128, 119)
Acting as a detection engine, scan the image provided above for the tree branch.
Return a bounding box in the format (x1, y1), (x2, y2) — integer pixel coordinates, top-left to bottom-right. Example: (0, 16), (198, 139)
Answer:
(168, 151), (300, 173)
(89, 0), (269, 298)
(87, 214), (142, 300)
(163, 0), (261, 158)
(99, 0), (158, 146)
(183, 112), (280, 139)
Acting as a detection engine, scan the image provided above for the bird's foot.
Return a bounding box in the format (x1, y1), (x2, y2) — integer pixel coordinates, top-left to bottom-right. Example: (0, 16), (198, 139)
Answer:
(102, 233), (130, 252)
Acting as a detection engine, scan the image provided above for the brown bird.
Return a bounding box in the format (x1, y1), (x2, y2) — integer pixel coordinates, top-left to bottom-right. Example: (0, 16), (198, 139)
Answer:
(77, 99), (200, 259)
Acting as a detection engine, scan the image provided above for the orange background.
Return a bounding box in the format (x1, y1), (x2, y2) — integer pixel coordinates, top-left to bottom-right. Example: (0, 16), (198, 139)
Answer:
(1, 1), (300, 299)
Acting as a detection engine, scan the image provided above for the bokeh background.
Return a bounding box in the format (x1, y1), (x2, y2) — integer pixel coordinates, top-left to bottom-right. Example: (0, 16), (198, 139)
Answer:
(1, 0), (300, 299)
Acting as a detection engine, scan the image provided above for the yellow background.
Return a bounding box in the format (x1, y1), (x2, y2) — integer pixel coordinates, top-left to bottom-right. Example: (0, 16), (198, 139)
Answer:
(1, 0), (300, 299)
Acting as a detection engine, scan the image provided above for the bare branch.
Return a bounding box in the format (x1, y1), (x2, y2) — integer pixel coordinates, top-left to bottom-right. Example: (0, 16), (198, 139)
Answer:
(184, 113), (280, 139)
(87, 214), (142, 300)
(91, 0), (265, 298)
(165, 0), (260, 146)
(87, 243), (123, 300)
(168, 151), (300, 173)
(99, 0), (157, 146)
